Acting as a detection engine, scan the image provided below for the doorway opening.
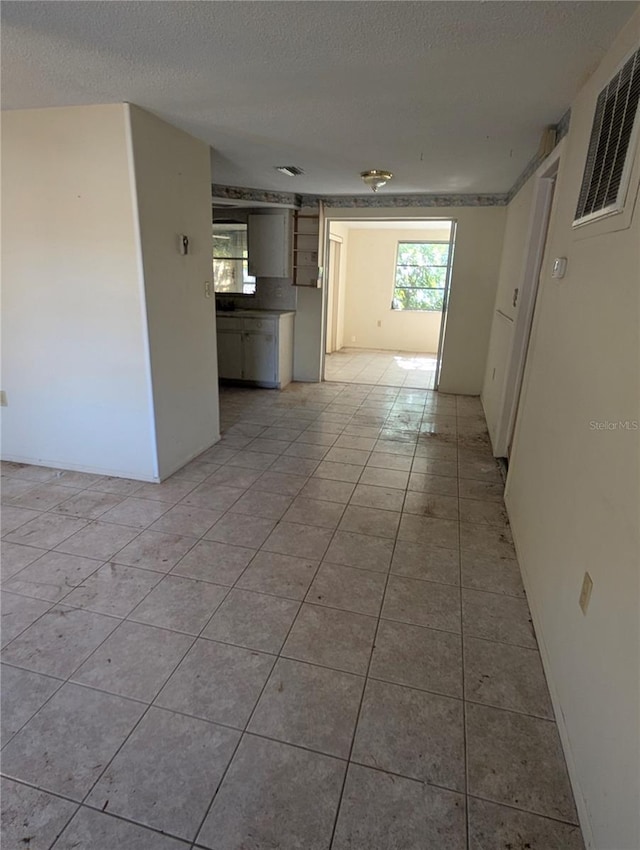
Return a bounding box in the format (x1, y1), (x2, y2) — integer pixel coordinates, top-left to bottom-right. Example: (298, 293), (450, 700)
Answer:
(322, 218), (456, 389)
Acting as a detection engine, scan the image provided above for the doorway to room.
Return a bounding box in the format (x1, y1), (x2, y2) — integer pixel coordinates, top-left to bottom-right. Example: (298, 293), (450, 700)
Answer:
(322, 218), (456, 389)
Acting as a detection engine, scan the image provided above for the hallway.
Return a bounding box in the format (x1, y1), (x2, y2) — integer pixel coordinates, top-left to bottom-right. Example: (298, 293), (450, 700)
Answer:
(1, 381), (583, 849)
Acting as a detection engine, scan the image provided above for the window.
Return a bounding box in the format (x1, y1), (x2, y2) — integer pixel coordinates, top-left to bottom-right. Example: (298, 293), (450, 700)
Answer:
(392, 241), (451, 311)
(213, 222), (256, 295)
(574, 46), (640, 227)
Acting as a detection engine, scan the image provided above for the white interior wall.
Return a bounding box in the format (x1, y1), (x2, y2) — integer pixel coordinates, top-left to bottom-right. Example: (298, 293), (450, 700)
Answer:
(437, 209), (506, 394)
(293, 287), (324, 382)
(504, 12), (640, 849)
(325, 208), (506, 394)
(340, 227), (449, 354)
(129, 106), (219, 480)
(0, 105), (158, 479)
(482, 176), (536, 446)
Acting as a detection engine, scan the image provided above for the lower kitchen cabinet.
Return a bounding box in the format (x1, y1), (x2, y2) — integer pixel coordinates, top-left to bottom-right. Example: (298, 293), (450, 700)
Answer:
(216, 311), (294, 389)
(217, 327), (244, 380)
(243, 330), (277, 384)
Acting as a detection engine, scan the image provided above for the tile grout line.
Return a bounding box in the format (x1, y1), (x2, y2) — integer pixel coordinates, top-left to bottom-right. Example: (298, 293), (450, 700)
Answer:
(2, 394), (535, 764)
(4, 515), (523, 607)
(183, 398), (353, 844)
(326, 429), (415, 848)
(1, 503), (207, 688)
(3, 498), (238, 842)
(2, 736), (582, 848)
(2, 381), (522, 848)
(70, 554), (236, 842)
(187, 549), (328, 845)
(456, 428), (472, 849)
(191, 382), (400, 848)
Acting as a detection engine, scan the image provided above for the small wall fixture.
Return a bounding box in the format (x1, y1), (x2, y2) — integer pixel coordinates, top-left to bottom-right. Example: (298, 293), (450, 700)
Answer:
(360, 169), (393, 192)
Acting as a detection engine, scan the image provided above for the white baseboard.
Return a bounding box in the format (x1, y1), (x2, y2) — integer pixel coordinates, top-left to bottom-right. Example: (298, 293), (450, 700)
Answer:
(0, 453), (160, 482)
(1, 433), (222, 484)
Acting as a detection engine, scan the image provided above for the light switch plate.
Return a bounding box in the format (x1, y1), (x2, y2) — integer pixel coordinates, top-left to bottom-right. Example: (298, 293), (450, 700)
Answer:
(552, 257), (567, 279)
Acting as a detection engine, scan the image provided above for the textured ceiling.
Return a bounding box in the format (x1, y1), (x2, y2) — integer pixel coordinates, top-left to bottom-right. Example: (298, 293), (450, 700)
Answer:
(2, 1), (637, 194)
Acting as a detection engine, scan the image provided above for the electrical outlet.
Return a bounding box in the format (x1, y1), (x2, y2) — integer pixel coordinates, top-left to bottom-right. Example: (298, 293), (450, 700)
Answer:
(579, 572), (593, 615)
(275, 287), (283, 298)
(204, 281), (212, 298)
(0, 391), (7, 407)
(351, 336), (356, 343)
(377, 320), (382, 327)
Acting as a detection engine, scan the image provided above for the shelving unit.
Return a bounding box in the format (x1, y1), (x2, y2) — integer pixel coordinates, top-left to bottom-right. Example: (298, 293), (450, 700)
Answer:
(293, 210), (321, 287)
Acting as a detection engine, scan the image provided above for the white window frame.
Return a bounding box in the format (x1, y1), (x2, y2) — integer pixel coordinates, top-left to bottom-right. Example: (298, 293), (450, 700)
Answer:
(391, 239), (452, 312)
(213, 222), (257, 295)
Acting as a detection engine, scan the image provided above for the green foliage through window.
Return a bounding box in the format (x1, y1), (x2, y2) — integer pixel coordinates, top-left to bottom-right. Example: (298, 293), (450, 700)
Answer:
(392, 241), (451, 311)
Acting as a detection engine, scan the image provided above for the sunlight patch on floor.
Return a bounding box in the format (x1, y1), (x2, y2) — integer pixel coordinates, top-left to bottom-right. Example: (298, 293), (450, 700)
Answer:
(325, 349), (437, 388)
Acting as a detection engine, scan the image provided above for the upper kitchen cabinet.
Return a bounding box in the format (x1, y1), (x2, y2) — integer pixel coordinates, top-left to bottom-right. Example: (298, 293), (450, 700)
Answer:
(247, 212), (290, 278)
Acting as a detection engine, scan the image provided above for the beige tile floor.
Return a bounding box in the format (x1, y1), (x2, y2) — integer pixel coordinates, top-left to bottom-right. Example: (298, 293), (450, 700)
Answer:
(0, 381), (585, 849)
(325, 348), (437, 389)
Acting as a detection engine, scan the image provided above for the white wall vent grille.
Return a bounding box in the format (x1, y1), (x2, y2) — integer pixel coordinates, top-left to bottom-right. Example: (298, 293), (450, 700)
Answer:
(574, 46), (640, 227)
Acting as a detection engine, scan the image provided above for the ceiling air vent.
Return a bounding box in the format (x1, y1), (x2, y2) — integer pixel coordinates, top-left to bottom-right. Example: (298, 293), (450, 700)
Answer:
(574, 46), (640, 227)
(275, 166), (304, 176)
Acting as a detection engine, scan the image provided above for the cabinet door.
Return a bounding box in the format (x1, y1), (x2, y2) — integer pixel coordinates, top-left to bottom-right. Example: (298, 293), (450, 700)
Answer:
(248, 213), (289, 278)
(243, 331), (276, 384)
(217, 330), (243, 380)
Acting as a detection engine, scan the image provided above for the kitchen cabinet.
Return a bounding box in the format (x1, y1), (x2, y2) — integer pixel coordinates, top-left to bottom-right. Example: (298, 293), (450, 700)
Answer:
(216, 311), (294, 388)
(248, 213), (290, 278)
(216, 326), (244, 380)
(243, 330), (276, 384)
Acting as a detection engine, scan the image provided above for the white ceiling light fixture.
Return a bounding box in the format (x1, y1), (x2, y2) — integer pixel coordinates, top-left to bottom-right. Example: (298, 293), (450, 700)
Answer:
(360, 169), (393, 192)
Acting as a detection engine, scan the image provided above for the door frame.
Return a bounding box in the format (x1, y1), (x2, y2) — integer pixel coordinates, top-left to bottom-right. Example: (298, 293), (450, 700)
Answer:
(433, 221), (458, 390)
(493, 143), (563, 457)
(320, 215), (456, 385)
(325, 235), (343, 354)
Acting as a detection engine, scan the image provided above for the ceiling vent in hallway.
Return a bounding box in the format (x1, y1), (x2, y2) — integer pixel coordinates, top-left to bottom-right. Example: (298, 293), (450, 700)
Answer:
(574, 46), (640, 226)
(275, 166), (305, 176)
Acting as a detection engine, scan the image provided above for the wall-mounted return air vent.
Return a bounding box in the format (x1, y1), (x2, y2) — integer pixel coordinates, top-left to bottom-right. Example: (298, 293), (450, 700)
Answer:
(573, 46), (640, 227)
